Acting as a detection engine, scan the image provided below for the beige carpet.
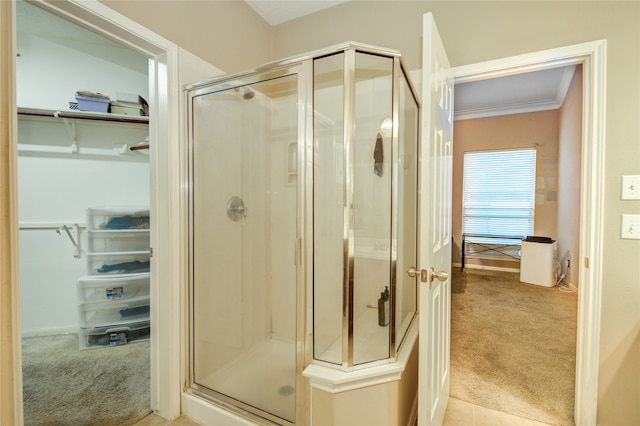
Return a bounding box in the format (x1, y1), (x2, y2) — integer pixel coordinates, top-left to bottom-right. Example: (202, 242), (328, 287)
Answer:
(450, 268), (577, 426)
(22, 334), (151, 426)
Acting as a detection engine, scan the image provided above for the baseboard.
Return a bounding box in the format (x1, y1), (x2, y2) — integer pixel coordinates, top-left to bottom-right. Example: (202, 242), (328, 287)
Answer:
(406, 392), (418, 426)
(21, 327), (78, 338)
(559, 279), (578, 293)
(453, 262), (521, 273)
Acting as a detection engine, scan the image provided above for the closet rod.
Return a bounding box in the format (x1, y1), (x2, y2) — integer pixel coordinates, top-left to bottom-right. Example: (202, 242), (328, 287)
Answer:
(17, 107), (149, 124)
(19, 222), (86, 231)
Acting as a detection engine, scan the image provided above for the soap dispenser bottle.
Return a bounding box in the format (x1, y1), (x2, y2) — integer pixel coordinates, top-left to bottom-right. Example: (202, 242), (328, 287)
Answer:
(378, 286), (390, 327)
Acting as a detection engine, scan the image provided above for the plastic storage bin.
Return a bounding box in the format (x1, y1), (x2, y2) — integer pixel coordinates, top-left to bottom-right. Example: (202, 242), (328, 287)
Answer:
(110, 101), (143, 116)
(75, 95), (110, 113)
(87, 229), (150, 253)
(78, 297), (150, 328)
(77, 273), (150, 303)
(79, 320), (150, 350)
(520, 237), (557, 287)
(87, 207), (150, 231)
(86, 252), (150, 275)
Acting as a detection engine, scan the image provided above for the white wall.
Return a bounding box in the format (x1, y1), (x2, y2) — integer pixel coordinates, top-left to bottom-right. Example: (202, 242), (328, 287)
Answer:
(16, 1), (148, 110)
(18, 120), (149, 336)
(16, 4), (150, 336)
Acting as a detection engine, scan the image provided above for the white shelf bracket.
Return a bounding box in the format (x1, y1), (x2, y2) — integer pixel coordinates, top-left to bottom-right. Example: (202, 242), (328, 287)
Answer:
(57, 113), (78, 153)
(57, 224), (80, 258)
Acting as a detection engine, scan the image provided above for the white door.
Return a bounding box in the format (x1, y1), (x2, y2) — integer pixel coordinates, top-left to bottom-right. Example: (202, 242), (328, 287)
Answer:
(418, 13), (454, 426)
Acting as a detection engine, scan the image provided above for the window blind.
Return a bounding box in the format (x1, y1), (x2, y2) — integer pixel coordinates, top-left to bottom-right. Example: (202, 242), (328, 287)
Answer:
(462, 148), (536, 243)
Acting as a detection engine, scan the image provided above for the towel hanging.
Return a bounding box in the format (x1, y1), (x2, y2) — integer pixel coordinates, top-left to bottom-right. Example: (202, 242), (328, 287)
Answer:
(373, 132), (384, 177)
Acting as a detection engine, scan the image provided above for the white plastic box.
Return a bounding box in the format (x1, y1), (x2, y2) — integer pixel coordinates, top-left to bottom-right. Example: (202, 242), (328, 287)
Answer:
(77, 273), (150, 304)
(520, 239), (558, 287)
(87, 229), (150, 253)
(79, 320), (150, 350)
(86, 252), (150, 276)
(87, 207), (149, 231)
(110, 100), (143, 116)
(78, 297), (150, 328)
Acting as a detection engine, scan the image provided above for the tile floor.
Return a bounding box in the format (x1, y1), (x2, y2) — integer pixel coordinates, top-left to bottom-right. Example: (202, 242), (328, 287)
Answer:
(135, 396), (552, 425)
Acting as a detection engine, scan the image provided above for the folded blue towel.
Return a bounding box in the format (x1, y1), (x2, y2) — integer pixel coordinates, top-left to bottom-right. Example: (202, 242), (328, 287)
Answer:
(104, 215), (149, 229)
(97, 260), (150, 274)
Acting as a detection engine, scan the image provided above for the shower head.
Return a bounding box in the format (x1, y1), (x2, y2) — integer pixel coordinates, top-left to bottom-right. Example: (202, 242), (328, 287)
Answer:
(234, 86), (255, 100)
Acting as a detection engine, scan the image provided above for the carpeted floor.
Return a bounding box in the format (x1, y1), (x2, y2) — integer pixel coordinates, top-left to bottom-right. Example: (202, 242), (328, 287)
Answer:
(22, 334), (151, 426)
(450, 268), (578, 426)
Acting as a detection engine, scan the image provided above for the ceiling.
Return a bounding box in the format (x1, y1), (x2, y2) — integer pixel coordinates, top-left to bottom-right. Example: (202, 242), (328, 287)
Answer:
(454, 66), (577, 120)
(245, 0), (349, 26)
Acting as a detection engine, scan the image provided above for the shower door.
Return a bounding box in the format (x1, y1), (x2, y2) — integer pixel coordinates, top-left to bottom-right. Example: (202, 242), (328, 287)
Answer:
(189, 74), (299, 424)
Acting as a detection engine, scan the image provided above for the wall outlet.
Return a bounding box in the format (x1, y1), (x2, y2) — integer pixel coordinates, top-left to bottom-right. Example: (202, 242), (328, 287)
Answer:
(621, 214), (640, 239)
(621, 175), (640, 200)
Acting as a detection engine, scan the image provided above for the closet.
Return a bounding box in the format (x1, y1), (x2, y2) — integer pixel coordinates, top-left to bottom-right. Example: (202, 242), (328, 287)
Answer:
(16, 1), (150, 339)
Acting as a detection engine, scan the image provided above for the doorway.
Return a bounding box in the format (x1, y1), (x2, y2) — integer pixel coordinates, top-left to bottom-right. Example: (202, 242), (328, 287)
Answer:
(3, 0), (181, 423)
(447, 40), (606, 426)
(16, 2), (152, 423)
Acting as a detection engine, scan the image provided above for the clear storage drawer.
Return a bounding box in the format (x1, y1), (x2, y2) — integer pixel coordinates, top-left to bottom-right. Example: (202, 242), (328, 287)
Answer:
(79, 320), (150, 350)
(78, 297), (150, 328)
(87, 207), (149, 231)
(86, 252), (150, 275)
(77, 273), (150, 303)
(87, 229), (150, 253)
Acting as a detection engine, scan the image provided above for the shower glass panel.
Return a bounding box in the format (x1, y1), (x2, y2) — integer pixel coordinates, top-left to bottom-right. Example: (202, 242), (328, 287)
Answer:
(313, 48), (417, 369)
(313, 52), (345, 365)
(395, 69), (419, 351)
(352, 53), (393, 365)
(190, 75), (298, 423)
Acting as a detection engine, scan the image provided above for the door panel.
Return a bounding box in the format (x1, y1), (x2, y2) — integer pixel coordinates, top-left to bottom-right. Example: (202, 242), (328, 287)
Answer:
(418, 12), (454, 426)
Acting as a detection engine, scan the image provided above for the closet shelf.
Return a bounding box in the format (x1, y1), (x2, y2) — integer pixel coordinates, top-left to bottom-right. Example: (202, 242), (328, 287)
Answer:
(18, 107), (149, 124)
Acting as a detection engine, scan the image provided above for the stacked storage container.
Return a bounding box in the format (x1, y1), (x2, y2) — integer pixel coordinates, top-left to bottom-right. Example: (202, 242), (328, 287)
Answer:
(77, 207), (151, 349)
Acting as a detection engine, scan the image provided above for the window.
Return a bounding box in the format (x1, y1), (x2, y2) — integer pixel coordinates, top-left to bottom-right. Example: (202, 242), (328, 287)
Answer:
(462, 148), (536, 241)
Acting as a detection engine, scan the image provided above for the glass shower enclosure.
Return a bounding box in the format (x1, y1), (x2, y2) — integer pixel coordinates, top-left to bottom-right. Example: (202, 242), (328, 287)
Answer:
(187, 42), (420, 425)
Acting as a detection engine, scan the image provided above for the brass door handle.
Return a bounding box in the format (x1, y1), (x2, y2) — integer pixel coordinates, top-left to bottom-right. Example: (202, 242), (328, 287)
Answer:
(408, 267), (430, 283)
(429, 267), (448, 283)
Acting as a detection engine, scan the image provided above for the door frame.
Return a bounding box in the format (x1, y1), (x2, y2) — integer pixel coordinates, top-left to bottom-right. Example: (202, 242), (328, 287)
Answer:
(451, 40), (606, 426)
(6, 0), (183, 421)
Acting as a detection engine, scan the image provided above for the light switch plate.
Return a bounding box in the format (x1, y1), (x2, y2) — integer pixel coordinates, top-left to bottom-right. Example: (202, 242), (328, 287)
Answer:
(621, 175), (640, 200)
(621, 214), (640, 239)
